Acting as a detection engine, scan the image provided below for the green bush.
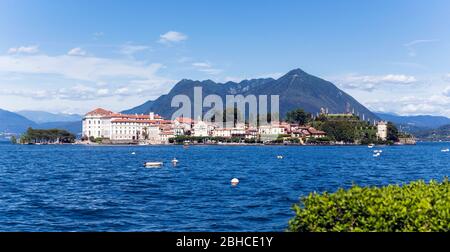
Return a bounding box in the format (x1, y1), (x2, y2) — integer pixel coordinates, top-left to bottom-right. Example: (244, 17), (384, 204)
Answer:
(288, 179), (450, 232)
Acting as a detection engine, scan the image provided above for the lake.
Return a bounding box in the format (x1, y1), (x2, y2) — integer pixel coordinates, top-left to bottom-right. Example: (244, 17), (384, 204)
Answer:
(0, 142), (449, 231)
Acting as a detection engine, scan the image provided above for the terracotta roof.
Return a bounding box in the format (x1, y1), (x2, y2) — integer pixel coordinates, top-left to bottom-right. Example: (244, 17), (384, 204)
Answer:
(175, 117), (193, 124)
(111, 119), (163, 124)
(86, 108), (114, 116)
(308, 127), (326, 135)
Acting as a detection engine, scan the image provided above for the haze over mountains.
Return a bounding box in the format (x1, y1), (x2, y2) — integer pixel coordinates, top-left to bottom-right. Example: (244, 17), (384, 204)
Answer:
(375, 112), (450, 133)
(0, 109), (82, 137)
(123, 68), (379, 122)
(16, 110), (82, 124)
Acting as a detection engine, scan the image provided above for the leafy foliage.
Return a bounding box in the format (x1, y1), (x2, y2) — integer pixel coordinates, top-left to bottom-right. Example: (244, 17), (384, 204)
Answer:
(20, 127), (76, 144)
(387, 122), (399, 142)
(288, 179), (450, 232)
(286, 109), (311, 125)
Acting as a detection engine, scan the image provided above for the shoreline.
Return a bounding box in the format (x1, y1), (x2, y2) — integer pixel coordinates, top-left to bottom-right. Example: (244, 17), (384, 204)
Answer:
(17, 142), (418, 147)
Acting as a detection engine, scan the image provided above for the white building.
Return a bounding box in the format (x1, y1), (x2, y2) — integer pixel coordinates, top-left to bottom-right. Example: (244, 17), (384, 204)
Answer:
(192, 120), (209, 137)
(376, 121), (388, 141)
(258, 124), (286, 136)
(82, 108), (169, 143)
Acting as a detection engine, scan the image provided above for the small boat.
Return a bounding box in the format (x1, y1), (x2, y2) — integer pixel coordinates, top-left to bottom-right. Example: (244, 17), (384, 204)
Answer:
(368, 144), (375, 148)
(231, 178), (239, 186)
(171, 158), (179, 165)
(144, 162), (163, 168)
(277, 155), (283, 159)
(441, 148), (450, 152)
(373, 150), (383, 153)
(373, 153), (381, 157)
(131, 152), (136, 155)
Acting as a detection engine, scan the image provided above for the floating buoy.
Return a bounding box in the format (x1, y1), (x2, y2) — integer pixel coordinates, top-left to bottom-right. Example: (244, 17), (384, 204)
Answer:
(277, 155), (283, 159)
(231, 178), (239, 186)
(144, 162), (163, 168)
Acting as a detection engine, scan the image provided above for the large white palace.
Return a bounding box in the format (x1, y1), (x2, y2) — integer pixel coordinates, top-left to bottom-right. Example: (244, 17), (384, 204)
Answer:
(82, 108), (175, 144)
(82, 108), (328, 144)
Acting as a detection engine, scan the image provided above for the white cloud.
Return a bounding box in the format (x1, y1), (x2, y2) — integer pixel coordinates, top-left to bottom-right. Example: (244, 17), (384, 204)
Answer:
(7, 45), (39, 54)
(443, 74), (450, 82)
(0, 54), (164, 83)
(404, 39), (438, 57)
(159, 31), (188, 43)
(443, 87), (450, 97)
(336, 74), (417, 91)
(365, 94), (450, 117)
(119, 44), (150, 55)
(93, 32), (104, 40)
(191, 61), (222, 75)
(0, 52), (177, 103)
(67, 47), (87, 56)
(192, 62), (212, 68)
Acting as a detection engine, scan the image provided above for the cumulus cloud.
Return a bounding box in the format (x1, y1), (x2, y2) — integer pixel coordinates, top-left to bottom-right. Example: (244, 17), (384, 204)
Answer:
(404, 39), (438, 57)
(365, 94), (450, 117)
(337, 74), (417, 91)
(159, 31), (188, 43)
(0, 51), (177, 102)
(7, 45), (39, 54)
(67, 47), (87, 56)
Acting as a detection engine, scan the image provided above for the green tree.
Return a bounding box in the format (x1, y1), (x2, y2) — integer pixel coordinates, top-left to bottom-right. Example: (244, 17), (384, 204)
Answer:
(10, 135), (17, 144)
(286, 109), (311, 125)
(387, 122), (399, 142)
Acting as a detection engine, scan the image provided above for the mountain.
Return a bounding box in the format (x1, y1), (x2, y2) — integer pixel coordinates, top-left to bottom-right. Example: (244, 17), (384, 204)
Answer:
(38, 121), (82, 135)
(375, 112), (450, 132)
(123, 68), (378, 121)
(0, 109), (82, 135)
(0, 109), (38, 133)
(414, 124), (450, 140)
(16, 110), (82, 123)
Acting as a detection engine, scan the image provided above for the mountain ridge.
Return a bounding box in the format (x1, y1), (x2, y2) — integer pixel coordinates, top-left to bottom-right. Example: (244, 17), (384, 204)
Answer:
(123, 68), (378, 121)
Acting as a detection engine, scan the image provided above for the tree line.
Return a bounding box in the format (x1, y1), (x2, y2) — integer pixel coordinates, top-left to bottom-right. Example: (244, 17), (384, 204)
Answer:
(16, 127), (76, 144)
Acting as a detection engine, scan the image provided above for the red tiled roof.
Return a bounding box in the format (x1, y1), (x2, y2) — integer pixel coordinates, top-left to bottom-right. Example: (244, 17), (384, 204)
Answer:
(175, 117), (193, 124)
(86, 108), (114, 116)
(111, 119), (163, 124)
(307, 127), (326, 135)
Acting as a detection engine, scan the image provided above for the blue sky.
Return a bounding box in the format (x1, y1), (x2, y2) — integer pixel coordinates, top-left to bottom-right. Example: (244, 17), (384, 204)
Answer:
(0, 0), (449, 116)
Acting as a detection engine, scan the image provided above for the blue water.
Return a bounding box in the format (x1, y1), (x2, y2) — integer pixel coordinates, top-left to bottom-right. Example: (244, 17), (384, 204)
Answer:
(0, 142), (449, 231)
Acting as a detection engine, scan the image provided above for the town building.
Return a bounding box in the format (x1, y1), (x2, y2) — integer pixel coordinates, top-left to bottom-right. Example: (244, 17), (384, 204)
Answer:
(82, 108), (167, 143)
(376, 121), (388, 141)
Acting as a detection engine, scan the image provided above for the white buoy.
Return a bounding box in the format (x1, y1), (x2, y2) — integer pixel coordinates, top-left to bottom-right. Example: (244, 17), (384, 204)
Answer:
(144, 162), (163, 168)
(277, 155), (283, 159)
(231, 178), (239, 186)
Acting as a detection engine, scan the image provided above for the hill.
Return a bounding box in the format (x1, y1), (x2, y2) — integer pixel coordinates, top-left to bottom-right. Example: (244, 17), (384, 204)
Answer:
(123, 68), (378, 121)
